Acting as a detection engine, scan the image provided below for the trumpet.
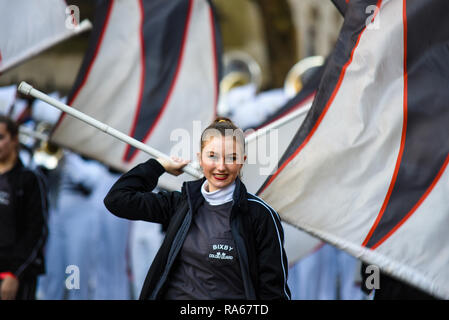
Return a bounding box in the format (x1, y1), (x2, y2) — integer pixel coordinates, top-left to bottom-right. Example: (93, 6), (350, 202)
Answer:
(220, 50), (263, 94)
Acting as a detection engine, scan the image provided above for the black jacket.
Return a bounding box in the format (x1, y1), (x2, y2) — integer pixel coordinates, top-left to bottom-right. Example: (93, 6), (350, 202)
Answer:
(104, 158), (291, 300)
(0, 159), (48, 279)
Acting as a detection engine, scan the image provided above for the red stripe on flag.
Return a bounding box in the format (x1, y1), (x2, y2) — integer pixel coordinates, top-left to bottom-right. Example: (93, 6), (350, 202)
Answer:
(362, 0), (407, 247)
(259, 0), (383, 196)
(364, 0), (449, 250)
(67, 2), (114, 106)
(122, 0), (147, 163)
(124, 0), (194, 163)
(372, 153), (449, 250)
(54, 0), (114, 130)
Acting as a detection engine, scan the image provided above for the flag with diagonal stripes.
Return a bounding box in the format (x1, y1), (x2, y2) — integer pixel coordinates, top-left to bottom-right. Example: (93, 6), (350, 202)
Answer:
(258, 0), (449, 298)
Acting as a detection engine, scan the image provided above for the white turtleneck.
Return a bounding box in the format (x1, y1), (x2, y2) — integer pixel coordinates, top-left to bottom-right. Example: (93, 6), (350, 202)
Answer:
(201, 180), (235, 206)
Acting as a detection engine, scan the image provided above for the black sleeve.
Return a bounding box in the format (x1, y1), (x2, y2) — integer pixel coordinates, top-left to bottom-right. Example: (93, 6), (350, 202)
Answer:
(104, 158), (183, 226)
(253, 203), (291, 300)
(11, 171), (48, 278)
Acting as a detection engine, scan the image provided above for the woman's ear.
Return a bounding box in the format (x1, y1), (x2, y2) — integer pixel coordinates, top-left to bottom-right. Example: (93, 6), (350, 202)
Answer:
(197, 152), (201, 164)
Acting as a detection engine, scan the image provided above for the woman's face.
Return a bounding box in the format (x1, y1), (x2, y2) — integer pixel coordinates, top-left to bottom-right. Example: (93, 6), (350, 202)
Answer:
(199, 135), (245, 192)
(0, 123), (17, 163)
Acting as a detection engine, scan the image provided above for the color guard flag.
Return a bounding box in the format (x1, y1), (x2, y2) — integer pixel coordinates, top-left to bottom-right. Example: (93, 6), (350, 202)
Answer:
(0, 0), (91, 73)
(51, 0), (221, 190)
(241, 64), (325, 265)
(258, 0), (449, 298)
(242, 101), (322, 265)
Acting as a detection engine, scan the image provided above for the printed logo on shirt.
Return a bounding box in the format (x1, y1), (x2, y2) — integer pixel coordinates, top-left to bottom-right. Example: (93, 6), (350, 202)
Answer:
(208, 243), (235, 261)
(0, 191), (10, 206)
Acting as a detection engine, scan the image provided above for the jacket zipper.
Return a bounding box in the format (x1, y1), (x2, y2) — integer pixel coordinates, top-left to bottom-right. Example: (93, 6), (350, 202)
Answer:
(230, 203), (256, 300)
(150, 195), (194, 299)
(150, 210), (191, 299)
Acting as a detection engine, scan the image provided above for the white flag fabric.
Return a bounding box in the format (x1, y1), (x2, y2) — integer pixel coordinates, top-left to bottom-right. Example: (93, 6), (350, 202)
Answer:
(0, 85), (17, 115)
(240, 61), (325, 265)
(51, 0), (222, 190)
(241, 98), (322, 265)
(258, 0), (449, 299)
(0, 0), (91, 73)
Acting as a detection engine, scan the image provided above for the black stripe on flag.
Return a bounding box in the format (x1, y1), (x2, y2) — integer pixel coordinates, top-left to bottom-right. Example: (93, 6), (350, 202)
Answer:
(364, 0), (449, 248)
(256, 0), (379, 196)
(124, 0), (192, 162)
(53, 0), (113, 132)
(208, 0), (223, 95)
(331, 0), (349, 17)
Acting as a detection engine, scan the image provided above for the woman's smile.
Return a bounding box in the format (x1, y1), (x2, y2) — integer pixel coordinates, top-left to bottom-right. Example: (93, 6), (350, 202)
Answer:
(212, 173), (229, 180)
(199, 135), (245, 192)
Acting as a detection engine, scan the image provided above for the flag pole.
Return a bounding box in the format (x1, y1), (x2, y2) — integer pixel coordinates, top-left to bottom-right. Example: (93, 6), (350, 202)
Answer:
(244, 102), (312, 145)
(18, 81), (203, 179)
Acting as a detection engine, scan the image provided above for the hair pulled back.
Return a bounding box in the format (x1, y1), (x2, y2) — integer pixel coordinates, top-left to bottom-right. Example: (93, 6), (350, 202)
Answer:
(200, 117), (245, 154)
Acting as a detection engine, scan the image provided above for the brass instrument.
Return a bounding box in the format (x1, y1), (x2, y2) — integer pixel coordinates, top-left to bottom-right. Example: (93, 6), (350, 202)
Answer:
(284, 56), (324, 98)
(220, 50), (263, 94)
(218, 50), (263, 115)
(19, 122), (63, 170)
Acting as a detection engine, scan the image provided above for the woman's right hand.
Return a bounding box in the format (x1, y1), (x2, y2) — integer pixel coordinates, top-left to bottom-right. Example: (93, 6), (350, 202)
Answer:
(156, 156), (190, 176)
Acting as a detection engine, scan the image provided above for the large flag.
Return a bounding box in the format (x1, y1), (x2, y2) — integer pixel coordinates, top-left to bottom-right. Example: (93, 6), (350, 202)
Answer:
(51, 0), (221, 190)
(239, 56), (326, 265)
(0, 0), (91, 73)
(258, 0), (449, 298)
(241, 102), (323, 265)
(240, 58), (326, 265)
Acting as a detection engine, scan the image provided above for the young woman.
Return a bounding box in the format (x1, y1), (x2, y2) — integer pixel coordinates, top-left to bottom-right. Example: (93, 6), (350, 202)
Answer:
(0, 116), (47, 300)
(104, 117), (291, 300)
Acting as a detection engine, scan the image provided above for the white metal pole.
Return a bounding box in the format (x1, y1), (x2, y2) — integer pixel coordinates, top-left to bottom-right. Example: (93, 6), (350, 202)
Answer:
(18, 81), (202, 178)
(244, 101), (312, 145)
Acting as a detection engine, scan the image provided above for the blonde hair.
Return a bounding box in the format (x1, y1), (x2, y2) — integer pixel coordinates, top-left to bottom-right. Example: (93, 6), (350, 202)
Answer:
(200, 117), (245, 154)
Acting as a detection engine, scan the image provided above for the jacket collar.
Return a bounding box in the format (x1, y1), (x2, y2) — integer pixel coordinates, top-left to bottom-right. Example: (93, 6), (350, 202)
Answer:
(182, 176), (248, 213)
